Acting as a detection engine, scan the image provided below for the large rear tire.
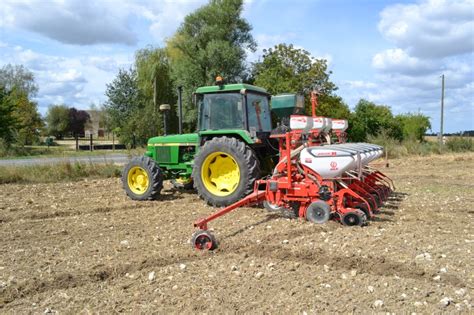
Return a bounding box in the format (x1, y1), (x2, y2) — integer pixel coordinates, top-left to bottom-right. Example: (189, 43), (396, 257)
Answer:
(193, 137), (260, 207)
(122, 156), (163, 200)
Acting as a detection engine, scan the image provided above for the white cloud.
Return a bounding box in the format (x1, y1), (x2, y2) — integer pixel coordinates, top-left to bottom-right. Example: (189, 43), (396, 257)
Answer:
(248, 34), (332, 66)
(372, 48), (436, 75)
(142, 0), (206, 42)
(378, 0), (474, 58)
(2, 0), (137, 45)
(345, 80), (377, 89)
(246, 33), (297, 62)
(0, 42), (133, 112)
(1, 0), (206, 46)
(341, 0), (474, 132)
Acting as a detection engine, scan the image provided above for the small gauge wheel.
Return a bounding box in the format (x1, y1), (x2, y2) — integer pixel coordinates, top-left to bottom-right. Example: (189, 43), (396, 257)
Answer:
(191, 230), (218, 251)
(341, 209), (367, 227)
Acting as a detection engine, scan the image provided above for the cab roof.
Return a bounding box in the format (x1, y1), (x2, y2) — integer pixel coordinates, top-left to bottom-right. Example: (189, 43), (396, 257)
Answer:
(195, 83), (268, 94)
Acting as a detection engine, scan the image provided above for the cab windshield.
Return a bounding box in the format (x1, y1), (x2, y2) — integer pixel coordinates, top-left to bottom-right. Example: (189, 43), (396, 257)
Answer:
(198, 93), (244, 130)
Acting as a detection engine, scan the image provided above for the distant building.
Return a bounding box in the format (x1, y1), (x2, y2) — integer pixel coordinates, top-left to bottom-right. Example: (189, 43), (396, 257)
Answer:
(84, 110), (106, 138)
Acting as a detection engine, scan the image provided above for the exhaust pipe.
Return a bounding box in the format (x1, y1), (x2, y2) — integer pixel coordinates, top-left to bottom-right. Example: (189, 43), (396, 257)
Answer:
(177, 86), (183, 134)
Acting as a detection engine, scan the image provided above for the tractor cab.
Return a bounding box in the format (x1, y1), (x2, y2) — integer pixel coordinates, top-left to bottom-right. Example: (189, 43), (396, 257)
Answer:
(195, 83), (272, 142)
(123, 80), (303, 208)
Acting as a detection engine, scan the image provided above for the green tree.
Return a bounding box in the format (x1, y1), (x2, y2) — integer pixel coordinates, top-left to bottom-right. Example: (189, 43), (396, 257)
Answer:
(317, 94), (351, 119)
(347, 114), (368, 142)
(68, 108), (90, 137)
(252, 44), (342, 117)
(167, 0), (256, 130)
(0, 85), (18, 144)
(0, 65), (43, 145)
(45, 104), (70, 139)
(8, 88), (43, 145)
(253, 44), (336, 95)
(104, 67), (147, 145)
(351, 99), (402, 141)
(104, 47), (178, 146)
(0, 64), (39, 97)
(135, 47), (176, 135)
(104, 68), (141, 129)
(396, 113), (431, 142)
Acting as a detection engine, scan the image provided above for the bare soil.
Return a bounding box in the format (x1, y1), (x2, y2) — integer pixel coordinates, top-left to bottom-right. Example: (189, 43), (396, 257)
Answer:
(1, 153), (473, 313)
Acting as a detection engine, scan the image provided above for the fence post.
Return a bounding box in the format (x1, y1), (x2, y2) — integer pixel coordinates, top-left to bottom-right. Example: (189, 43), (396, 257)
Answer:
(90, 134), (93, 151)
(112, 132), (115, 152)
(75, 135), (79, 151)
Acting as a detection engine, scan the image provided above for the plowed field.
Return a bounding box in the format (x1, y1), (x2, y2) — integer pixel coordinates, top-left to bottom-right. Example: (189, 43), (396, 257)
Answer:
(1, 153), (473, 313)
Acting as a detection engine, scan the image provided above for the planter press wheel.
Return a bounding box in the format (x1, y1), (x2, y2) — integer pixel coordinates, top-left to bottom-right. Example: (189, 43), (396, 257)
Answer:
(305, 201), (331, 224)
(191, 230), (218, 251)
(370, 192), (382, 209)
(341, 209), (367, 227)
(356, 204), (371, 220)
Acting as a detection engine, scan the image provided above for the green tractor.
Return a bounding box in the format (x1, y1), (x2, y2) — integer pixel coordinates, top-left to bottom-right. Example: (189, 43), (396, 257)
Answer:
(122, 80), (302, 206)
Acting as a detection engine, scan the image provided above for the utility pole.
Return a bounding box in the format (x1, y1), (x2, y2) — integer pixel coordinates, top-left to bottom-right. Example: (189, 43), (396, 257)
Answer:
(439, 74), (445, 145)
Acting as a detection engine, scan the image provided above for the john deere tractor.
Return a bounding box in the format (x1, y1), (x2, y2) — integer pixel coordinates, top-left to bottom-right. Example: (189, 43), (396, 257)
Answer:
(122, 79), (302, 206)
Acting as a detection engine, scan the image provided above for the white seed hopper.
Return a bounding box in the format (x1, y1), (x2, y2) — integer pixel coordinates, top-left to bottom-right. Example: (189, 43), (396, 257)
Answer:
(312, 117), (325, 132)
(290, 115), (313, 131)
(331, 119), (348, 132)
(323, 118), (333, 133)
(312, 117), (332, 133)
(300, 143), (384, 178)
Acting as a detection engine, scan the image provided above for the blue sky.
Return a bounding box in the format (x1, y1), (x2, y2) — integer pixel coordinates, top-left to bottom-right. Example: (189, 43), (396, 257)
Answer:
(1, 0), (473, 133)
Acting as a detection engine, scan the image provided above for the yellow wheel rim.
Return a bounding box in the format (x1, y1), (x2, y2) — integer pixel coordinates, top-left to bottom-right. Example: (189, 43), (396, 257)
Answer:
(201, 152), (240, 197)
(127, 166), (149, 195)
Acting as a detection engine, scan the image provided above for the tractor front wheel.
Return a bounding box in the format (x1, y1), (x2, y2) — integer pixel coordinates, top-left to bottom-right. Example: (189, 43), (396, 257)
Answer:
(122, 156), (163, 200)
(193, 137), (260, 207)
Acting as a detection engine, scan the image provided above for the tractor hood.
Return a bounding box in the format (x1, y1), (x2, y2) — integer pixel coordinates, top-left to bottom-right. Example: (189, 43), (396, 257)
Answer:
(148, 133), (199, 146)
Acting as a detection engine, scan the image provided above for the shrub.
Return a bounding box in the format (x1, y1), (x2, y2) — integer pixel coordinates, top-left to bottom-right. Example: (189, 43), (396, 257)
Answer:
(0, 138), (8, 157)
(0, 162), (122, 184)
(368, 132), (443, 158)
(446, 137), (474, 152)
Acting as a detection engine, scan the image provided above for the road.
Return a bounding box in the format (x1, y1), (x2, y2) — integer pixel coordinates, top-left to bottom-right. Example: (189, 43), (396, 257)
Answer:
(0, 153), (130, 167)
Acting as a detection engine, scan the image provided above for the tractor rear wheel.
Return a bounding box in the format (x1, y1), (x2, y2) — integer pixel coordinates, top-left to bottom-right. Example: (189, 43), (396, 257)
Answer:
(122, 156), (163, 200)
(193, 137), (260, 207)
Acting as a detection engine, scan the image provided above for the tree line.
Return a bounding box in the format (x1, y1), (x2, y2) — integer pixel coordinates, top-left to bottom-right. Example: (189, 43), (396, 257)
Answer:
(1, 0), (432, 150)
(103, 0), (431, 145)
(0, 64), (97, 149)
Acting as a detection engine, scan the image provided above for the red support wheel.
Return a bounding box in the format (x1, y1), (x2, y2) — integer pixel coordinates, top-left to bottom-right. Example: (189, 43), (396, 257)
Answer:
(191, 230), (218, 251)
(341, 209), (367, 227)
